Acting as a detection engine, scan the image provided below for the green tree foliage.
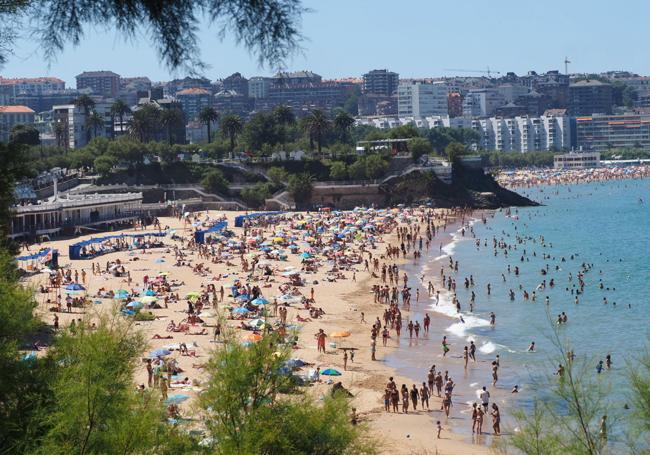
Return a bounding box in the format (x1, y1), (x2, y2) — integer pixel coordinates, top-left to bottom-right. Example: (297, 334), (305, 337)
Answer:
(93, 154), (117, 177)
(0, 142), (32, 241)
(409, 137), (433, 161)
(0, 250), (51, 454)
(421, 127), (480, 154)
(10, 124), (40, 146)
(199, 332), (374, 454)
(329, 161), (348, 180)
(202, 168), (230, 195)
(129, 105), (162, 143)
(445, 141), (467, 163)
(287, 172), (313, 208)
(267, 166), (288, 186)
(243, 112), (280, 152)
(160, 108), (185, 145)
(37, 314), (169, 455)
(347, 155), (389, 180)
(611, 81), (638, 109)
(333, 110), (355, 143)
(240, 182), (271, 208)
(198, 107), (219, 143)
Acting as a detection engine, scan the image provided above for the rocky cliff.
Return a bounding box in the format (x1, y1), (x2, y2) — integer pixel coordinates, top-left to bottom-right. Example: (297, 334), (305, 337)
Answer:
(381, 165), (538, 208)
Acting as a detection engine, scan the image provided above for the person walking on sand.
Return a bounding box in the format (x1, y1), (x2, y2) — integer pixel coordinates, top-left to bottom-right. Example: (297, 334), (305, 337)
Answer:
(410, 384), (419, 410)
(420, 382), (430, 410)
(343, 350), (348, 371)
(401, 384), (410, 414)
(315, 329), (327, 353)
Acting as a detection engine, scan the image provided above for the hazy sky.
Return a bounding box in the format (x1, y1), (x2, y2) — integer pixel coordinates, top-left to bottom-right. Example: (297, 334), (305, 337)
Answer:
(2, 0), (649, 86)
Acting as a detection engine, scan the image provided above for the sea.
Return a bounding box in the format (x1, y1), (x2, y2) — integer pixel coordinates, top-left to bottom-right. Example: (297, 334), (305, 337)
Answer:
(386, 177), (650, 441)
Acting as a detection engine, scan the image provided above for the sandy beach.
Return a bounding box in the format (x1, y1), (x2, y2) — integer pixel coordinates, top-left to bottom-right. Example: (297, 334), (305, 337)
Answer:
(21, 208), (492, 455)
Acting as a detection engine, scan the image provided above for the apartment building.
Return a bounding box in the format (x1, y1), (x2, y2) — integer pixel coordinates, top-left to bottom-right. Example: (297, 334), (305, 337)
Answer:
(0, 77), (65, 100)
(398, 81), (449, 117)
(362, 69), (399, 96)
(248, 77), (271, 99)
(76, 71), (121, 97)
(569, 80), (613, 115)
(176, 88), (212, 121)
(462, 89), (506, 117)
(575, 114), (650, 152)
(0, 105), (36, 142)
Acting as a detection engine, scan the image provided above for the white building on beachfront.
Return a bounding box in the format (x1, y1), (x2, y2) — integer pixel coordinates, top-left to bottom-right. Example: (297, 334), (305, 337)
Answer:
(10, 192), (143, 239)
(554, 152), (600, 169)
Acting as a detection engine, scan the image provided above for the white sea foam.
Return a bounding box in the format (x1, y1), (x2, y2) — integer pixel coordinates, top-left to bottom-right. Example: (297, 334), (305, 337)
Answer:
(478, 341), (497, 354)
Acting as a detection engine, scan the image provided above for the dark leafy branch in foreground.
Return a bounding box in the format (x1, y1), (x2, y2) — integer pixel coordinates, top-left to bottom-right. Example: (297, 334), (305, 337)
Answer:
(2, 0), (305, 71)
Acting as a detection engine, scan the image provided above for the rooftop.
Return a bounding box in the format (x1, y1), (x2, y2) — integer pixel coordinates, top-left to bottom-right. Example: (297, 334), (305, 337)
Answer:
(13, 192), (143, 214)
(176, 88), (211, 96)
(0, 105), (36, 114)
(0, 77), (65, 85)
(76, 71), (121, 78)
(570, 79), (611, 87)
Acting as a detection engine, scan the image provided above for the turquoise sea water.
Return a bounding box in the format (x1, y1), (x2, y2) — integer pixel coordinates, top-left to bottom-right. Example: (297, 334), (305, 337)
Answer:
(387, 177), (650, 438)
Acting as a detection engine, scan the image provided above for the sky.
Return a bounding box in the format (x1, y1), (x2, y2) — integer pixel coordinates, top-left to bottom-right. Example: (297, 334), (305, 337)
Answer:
(1, 0), (650, 86)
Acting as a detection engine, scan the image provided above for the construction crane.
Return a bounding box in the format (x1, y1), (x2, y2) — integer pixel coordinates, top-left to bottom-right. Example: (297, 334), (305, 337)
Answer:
(564, 57), (571, 75)
(443, 67), (502, 78)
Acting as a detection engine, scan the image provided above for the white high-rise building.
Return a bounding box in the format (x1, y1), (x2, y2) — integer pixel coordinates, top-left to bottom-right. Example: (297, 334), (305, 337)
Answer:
(462, 89), (506, 117)
(355, 109), (571, 152)
(398, 81), (449, 118)
(248, 77), (271, 99)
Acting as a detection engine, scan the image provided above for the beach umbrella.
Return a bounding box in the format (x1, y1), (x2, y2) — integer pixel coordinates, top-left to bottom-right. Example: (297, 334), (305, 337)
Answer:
(243, 333), (263, 342)
(166, 394), (190, 404)
(149, 348), (172, 358)
(288, 244), (299, 250)
(65, 283), (86, 291)
(157, 271), (169, 276)
(300, 252), (312, 259)
(232, 307), (251, 314)
(126, 300), (144, 309)
(248, 318), (269, 328)
(154, 258), (165, 264)
(251, 297), (269, 305)
(140, 296), (158, 304)
(331, 331), (351, 338)
(186, 291), (201, 300)
(236, 294), (250, 301)
(144, 289), (157, 296)
(320, 368), (342, 376)
(114, 289), (129, 299)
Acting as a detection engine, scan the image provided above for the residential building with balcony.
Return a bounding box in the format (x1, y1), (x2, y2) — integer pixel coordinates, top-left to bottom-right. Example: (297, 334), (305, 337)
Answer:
(569, 80), (613, 115)
(362, 69), (399, 96)
(575, 114), (650, 152)
(76, 71), (121, 97)
(398, 81), (449, 118)
(176, 88), (212, 121)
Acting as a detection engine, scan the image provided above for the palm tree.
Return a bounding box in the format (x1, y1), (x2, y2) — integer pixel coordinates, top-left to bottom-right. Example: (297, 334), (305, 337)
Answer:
(127, 116), (147, 143)
(303, 109), (330, 156)
(333, 110), (355, 141)
(198, 106), (219, 143)
(110, 99), (131, 137)
(160, 108), (184, 145)
(220, 114), (244, 160)
(86, 111), (104, 139)
(74, 94), (95, 143)
(54, 121), (68, 149)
